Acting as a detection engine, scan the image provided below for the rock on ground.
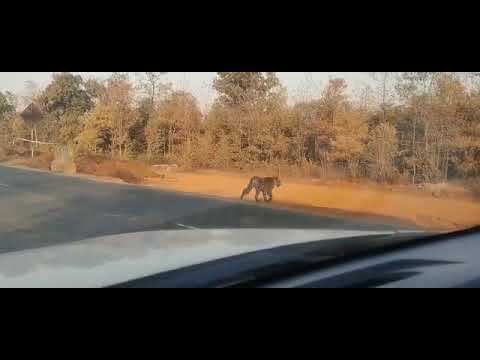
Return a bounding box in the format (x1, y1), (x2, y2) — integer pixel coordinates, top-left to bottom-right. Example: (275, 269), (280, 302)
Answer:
(152, 164), (178, 174)
(51, 146), (77, 174)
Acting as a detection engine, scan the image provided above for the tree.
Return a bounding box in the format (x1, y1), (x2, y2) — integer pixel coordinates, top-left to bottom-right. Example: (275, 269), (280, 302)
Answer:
(319, 78), (348, 126)
(292, 78), (349, 173)
(212, 72), (281, 108)
(77, 73), (137, 157)
(370, 72), (398, 123)
(395, 72), (467, 183)
(102, 73), (137, 158)
(207, 73), (286, 168)
(128, 97), (151, 156)
(34, 73), (95, 146)
(77, 104), (114, 154)
(137, 72), (170, 109)
(18, 80), (42, 108)
(366, 122), (399, 182)
(286, 105), (310, 165)
(453, 81), (480, 178)
(330, 110), (368, 178)
(128, 73), (171, 158)
(4, 70), (480, 188)
(395, 72), (437, 183)
(201, 104), (242, 168)
(146, 91), (202, 161)
(39, 73), (93, 118)
(0, 91), (16, 120)
(0, 115), (30, 155)
(84, 78), (106, 104)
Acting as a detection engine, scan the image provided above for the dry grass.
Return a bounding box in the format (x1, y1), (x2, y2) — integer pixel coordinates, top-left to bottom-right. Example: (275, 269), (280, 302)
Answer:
(462, 179), (480, 199)
(75, 155), (160, 184)
(0, 147), (7, 162)
(2, 152), (54, 171)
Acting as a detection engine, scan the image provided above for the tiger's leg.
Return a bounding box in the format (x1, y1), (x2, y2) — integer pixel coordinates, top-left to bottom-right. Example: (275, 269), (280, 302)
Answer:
(262, 191), (268, 202)
(240, 183), (252, 200)
(267, 189), (273, 202)
(255, 189), (260, 202)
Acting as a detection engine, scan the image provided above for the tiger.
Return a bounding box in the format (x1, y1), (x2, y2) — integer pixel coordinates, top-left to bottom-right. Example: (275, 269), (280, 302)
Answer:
(240, 176), (282, 202)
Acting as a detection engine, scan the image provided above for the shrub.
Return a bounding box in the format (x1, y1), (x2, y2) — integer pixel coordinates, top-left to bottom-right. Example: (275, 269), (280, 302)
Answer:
(113, 168), (142, 184)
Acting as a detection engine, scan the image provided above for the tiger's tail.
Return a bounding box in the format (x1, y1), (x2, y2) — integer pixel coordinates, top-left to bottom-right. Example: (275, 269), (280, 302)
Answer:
(240, 177), (254, 200)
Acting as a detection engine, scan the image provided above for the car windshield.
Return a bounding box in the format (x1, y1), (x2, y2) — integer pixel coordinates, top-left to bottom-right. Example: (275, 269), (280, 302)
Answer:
(0, 72), (479, 286)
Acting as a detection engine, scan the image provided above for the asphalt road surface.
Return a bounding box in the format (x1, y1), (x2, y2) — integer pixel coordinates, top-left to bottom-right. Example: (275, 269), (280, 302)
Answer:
(0, 165), (417, 254)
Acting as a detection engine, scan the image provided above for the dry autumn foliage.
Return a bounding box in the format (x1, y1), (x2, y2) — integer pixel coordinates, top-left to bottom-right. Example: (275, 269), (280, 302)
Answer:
(1, 72), (480, 190)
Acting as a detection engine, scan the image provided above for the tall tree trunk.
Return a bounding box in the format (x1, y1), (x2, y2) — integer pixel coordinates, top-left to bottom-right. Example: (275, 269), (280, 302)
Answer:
(168, 128), (173, 156)
(425, 119), (429, 153)
(31, 128), (34, 158)
(382, 72), (387, 123)
(444, 148), (449, 181)
(34, 127), (38, 148)
(412, 115), (417, 184)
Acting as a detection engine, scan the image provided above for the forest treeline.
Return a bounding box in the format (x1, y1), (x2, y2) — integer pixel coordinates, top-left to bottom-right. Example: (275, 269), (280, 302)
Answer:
(1, 72), (480, 185)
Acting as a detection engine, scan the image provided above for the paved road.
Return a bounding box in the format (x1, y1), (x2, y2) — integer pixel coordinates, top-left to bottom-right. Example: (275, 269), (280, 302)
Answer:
(0, 165), (417, 254)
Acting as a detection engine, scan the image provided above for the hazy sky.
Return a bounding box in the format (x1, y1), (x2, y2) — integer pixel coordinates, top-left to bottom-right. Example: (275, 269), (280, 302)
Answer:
(0, 72), (373, 110)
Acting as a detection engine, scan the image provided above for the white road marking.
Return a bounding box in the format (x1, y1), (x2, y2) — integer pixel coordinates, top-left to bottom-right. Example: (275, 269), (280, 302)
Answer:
(103, 214), (138, 221)
(175, 223), (198, 230)
(0, 183), (9, 188)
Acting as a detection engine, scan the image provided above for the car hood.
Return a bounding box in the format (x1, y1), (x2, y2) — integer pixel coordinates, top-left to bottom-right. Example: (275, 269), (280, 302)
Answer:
(0, 228), (420, 288)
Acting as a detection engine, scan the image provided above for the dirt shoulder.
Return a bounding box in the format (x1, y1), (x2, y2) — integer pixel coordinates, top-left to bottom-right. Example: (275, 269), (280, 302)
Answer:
(144, 170), (480, 231)
(2, 154), (479, 232)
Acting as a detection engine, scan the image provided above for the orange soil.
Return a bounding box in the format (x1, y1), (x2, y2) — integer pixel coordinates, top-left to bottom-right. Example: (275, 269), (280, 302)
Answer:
(145, 170), (480, 231)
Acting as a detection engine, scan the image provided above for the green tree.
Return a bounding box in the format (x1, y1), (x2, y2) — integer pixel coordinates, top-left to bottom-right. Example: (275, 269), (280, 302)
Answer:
(0, 91), (15, 120)
(128, 97), (151, 156)
(77, 73), (137, 157)
(85, 78), (106, 104)
(137, 72), (170, 109)
(39, 72), (93, 118)
(77, 104), (114, 154)
(207, 73), (286, 168)
(212, 72), (281, 108)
